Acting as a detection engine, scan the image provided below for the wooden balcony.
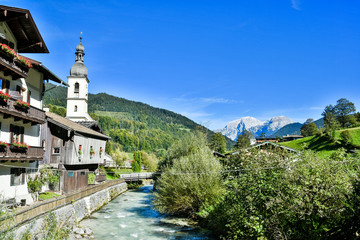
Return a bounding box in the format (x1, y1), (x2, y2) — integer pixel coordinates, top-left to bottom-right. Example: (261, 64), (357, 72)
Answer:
(0, 98), (45, 125)
(0, 144), (44, 161)
(0, 51), (29, 79)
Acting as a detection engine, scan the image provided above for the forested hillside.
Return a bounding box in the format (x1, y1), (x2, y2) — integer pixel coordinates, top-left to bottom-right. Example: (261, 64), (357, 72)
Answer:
(271, 118), (324, 137)
(44, 83), (234, 152)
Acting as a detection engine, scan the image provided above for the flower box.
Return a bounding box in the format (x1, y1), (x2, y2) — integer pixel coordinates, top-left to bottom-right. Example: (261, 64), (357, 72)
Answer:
(0, 141), (9, 151)
(99, 147), (103, 157)
(0, 44), (16, 62)
(11, 142), (29, 152)
(90, 147), (95, 159)
(0, 91), (10, 103)
(15, 55), (32, 68)
(0, 44), (32, 70)
(15, 100), (30, 109)
(12, 142), (29, 149)
(90, 147), (95, 156)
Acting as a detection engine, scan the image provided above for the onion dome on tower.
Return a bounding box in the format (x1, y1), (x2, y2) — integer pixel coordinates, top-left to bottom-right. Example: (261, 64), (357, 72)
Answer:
(70, 36), (88, 77)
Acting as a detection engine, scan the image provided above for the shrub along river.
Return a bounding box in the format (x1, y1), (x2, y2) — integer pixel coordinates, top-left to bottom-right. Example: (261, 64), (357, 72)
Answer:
(81, 185), (213, 240)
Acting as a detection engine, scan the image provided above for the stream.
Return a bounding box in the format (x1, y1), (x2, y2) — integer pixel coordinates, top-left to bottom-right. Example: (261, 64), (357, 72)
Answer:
(80, 185), (214, 240)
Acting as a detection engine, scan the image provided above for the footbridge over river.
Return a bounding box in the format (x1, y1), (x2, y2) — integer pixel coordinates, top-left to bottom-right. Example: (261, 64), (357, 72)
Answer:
(119, 172), (156, 182)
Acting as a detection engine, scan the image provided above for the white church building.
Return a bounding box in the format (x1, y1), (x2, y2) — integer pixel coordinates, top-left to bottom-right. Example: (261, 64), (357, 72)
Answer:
(41, 38), (111, 193)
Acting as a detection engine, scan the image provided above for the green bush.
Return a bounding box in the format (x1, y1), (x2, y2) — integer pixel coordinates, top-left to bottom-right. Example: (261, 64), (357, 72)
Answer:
(132, 151), (142, 172)
(204, 150), (360, 239)
(154, 147), (224, 218)
(158, 131), (208, 170)
(88, 173), (95, 184)
(340, 130), (352, 145)
(141, 151), (158, 172)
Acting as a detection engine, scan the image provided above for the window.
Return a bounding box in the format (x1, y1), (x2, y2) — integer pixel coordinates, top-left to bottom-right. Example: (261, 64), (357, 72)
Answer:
(74, 83), (79, 93)
(10, 168), (25, 186)
(74, 105), (78, 112)
(1, 79), (10, 94)
(15, 85), (25, 100)
(53, 147), (60, 154)
(80, 171), (86, 176)
(27, 90), (31, 104)
(10, 125), (24, 143)
(68, 172), (74, 177)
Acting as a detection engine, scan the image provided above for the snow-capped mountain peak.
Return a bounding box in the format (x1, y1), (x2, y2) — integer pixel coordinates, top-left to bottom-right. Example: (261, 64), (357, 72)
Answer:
(220, 116), (293, 140)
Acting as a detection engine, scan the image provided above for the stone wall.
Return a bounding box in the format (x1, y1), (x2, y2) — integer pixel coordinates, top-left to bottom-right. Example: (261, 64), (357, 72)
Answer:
(11, 181), (127, 239)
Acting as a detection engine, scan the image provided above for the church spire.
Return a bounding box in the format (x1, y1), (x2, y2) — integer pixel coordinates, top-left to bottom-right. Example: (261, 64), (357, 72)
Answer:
(75, 32), (85, 63)
(70, 32), (88, 77)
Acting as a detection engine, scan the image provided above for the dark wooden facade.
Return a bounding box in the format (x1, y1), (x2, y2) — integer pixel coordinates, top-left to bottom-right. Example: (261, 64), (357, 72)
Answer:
(60, 169), (88, 193)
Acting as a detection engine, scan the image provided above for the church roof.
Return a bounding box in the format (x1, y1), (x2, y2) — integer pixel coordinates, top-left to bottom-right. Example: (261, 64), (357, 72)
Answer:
(77, 121), (104, 133)
(46, 112), (110, 140)
(70, 61), (88, 77)
(70, 37), (88, 77)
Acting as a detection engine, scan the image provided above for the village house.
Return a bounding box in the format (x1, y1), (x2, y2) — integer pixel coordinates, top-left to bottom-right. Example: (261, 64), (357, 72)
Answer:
(41, 39), (111, 193)
(0, 5), (66, 204)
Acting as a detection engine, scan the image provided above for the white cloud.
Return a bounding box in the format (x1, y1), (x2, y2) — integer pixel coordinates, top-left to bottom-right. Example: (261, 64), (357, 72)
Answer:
(291, 0), (301, 10)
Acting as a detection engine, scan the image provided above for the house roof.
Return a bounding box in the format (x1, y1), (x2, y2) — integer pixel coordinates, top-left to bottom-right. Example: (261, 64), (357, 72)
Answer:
(248, 141), (298, 153)
(35, 64), (68, 86)
(20, 55), (68, 86)
(77, 121), (104, 133)
(230, 141), (298, 155)
(0, 5), (48, 53)
(283, 135), (303, 138)
(46, 112), (110, 140)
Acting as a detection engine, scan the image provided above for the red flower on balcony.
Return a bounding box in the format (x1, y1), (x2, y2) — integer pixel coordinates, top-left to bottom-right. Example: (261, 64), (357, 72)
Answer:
(0, 141), (9, 148)
(12, 142), (30, 149)
(16, 55), (33, 68)
(15, 100), (30, 109)
(0, 43), (16, 58)
(0, 44), (33, 68)
(0, 91), (11, 102)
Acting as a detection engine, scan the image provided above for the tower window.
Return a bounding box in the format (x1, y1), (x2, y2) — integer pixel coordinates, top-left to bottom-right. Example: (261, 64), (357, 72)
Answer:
(74, 105), (78, 112)
(74, 82), (79, 93)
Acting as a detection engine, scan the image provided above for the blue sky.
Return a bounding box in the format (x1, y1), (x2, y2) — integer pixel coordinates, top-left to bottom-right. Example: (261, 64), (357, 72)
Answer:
(7, 0), (360, 130)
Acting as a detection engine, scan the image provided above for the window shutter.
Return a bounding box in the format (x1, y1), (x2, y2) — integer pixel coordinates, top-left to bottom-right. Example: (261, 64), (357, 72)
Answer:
(5, 80), (10, 93)
(27, 90), (31, 104)
(9, 124), (14, 143)
(10, 174), (14, 186)
(21, 171), (25, 185)
(20, 127), (24, 143)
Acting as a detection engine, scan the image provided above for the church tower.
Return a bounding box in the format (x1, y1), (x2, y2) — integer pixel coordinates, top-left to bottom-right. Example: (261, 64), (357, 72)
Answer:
(66, 36), (93, 122)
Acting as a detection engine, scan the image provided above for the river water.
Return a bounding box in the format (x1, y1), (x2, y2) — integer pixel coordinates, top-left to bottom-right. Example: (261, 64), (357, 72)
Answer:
(81, 185), (214, 240)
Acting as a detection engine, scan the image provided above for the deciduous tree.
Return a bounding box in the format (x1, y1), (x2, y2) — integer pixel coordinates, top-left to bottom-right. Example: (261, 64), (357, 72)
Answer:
(300, 119), (318, 137)
(334, 98), (356, 127)
(209, 132), (226, 154)
(235, 131), (251, 149)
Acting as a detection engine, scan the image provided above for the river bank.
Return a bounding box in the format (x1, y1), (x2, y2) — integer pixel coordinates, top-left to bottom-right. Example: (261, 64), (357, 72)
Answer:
(80, 185), (213, 240)
(2, 181), (127, 239)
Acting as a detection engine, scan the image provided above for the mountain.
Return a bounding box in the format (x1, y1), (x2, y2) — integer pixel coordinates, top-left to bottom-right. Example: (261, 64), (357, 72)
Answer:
(219, 117), (263, 141)
(270, 123), (302, 137)
(271, 118), (325, 137)
(43, 83), (235, 152)
(220, 116), (293, 140)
